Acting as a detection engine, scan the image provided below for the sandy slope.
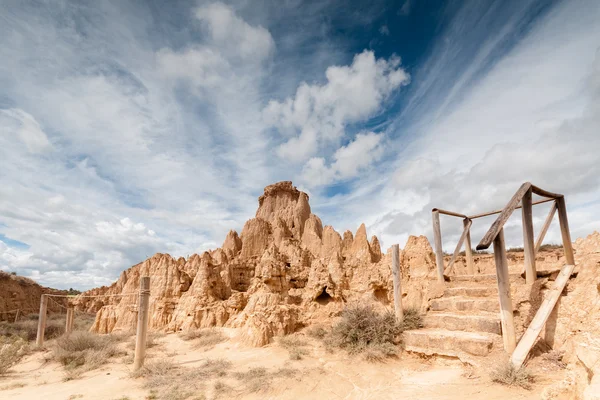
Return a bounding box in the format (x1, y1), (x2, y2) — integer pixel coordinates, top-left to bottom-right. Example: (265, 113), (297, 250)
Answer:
(0, 328), (561, 400)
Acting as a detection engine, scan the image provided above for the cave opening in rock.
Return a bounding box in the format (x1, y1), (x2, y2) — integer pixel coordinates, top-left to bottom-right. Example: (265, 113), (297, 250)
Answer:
(373, 287), (390, 305)
(315, 286), (333, 305)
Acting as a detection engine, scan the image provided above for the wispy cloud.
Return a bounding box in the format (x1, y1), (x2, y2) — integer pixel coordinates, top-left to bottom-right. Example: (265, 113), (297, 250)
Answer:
(0, 0), (598, 289)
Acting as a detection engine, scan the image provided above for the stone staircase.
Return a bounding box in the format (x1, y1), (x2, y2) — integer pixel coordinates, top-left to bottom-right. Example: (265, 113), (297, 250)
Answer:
(403, 273), (522, 363)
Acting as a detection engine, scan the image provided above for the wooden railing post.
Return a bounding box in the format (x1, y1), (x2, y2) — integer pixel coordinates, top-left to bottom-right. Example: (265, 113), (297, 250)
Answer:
(14, 309), (20, 323)
(556, 197), (575, 265)
(463, 219), (474, 275)
(493, 229), (516, 353)
(522, 188), (536, 284)
(36, 294), (48, 347)
(391, 244), (403, 322)
(66, 307), (74, 334)
(432, 210), (445, 282)
(133, 277), (151, 371)
(535, 201), (557, 253)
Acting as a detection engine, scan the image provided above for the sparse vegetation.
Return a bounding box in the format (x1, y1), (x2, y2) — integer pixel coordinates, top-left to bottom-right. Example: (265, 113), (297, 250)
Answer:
(400, 307), (424, 331)
(305, 325), (327, 339)
(490, 362), (534, 390)
(180, 328), (226, 349)
(539, 243), (563, 252)
(277, 335), (309, 360)
(234, 367), (269, 392)
(507, 247), (524, 253)
(0, 381), (27, 390)
(324, 305), (405, 361)
(52, 331), (126, 380)
(132, 358), (232, 400)
(0, 337), (29, 375)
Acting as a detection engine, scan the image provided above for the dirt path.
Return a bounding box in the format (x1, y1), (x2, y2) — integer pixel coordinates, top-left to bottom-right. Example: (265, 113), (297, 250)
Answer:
(0, 329), (560, 400)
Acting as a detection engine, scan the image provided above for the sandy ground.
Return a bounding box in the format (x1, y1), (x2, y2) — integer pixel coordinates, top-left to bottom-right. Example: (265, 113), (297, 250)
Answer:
(0, 329), (563, 400)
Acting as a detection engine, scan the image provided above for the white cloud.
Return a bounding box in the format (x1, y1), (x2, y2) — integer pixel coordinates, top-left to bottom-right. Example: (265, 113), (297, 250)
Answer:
(312, 0), (600, 253)
(264, 50), (409, 162)
(195, 2), (275, 63)
(302, 132), (385, 187)
(0, 109), (52, 153)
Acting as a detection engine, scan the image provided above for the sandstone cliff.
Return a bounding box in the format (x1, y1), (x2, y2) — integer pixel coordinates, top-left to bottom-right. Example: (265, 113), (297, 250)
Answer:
(0, 270), (69, 320)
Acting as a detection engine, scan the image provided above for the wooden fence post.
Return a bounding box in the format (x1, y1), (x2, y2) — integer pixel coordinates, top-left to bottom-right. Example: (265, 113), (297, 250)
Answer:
(66, 307), (74, 334)
(464, 219), (475, 275)
(391, 244), (403, 322)
(556, 196), (575, 265)
(36, 294), (48, 347)
(522, 188), (536, 284)
(432, 210), (445, 282)
(14, 309), (20, 323)
(133, 277), (151, 371)
(493, 229), (516, 353)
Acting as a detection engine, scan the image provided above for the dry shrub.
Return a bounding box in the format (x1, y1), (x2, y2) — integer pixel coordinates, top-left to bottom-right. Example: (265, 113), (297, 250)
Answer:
(234, 367), (269, 392)
(277, 335), (309, 360)
(0, 381), (27, 390)
(133, 358), (230, 400)
(490, 362), (534, 390)
(0, 337), (29, 375)
(52, 331), (125, 379)
(325, 305), (402, 360)
(305, 325), (327, 339)
(539, 244), (563, 252)
(541, 350), (566, 369)
(0, 318), (64, 342)
(400, 307), (423, 331)
(181, 328), (226, 349)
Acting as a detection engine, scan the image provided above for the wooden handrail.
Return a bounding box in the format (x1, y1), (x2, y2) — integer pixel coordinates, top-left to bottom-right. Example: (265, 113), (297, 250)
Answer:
(468, 198), (554, 219)
(476, 183), (532, 250)
(476, 183), (563, 250)
(431, 208), (469, 219)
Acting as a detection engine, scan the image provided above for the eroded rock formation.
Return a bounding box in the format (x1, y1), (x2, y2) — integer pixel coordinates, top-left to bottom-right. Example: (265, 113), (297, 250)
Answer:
(77, 181), (435, 344)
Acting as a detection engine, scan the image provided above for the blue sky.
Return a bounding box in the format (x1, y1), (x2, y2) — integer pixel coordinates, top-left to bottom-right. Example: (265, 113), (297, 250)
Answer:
(1, 0), (599, 289)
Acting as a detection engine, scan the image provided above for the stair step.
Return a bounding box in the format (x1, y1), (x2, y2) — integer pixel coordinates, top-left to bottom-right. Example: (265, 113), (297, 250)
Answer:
(422, 312), (501, 334)
(430, 297), (498, 313)
(403, 328), (499, 357)
(443, 286), (497, 298)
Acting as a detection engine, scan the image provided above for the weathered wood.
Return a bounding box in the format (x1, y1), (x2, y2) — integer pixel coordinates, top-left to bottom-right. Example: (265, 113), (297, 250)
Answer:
(521, 188), (536, 284)
(476, 182), (532, 250)
(432, 211), (445, 282)
(469, 198), (554, 220)
(530, 185), (563, 199)
(431, 208), (468, 219)
(444, 219), (473, 275)
(463, 219), (475, 275)
(535, 201), (557, 253)
(14, 309), (20, 323)
(133, 277), (151, 371)
(493, 229), (516, 353)
(66, 308), (74, 334)
(36, 294), (48, 347)
(511, 264), (575, 369)
(556, 197), (575, 265)
(391, 244), (403, 322)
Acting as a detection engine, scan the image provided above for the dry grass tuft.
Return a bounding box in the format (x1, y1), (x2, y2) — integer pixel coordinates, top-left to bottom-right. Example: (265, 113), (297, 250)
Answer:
(277, 335), (309, 360)
(234, 367), (269, 392)
(0, 381), (27, 390)
(52, 331), (126, 380)
(325, 305), (403, 360)
(490, 362), (534, 390)
(180, 328), (226, 349)
(133, 358), (231, 399)
(400, 307), (423, 331)
(541, 350), (566, 369)
(305, 325), (327, 339)
(0, 337), (29, 375)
